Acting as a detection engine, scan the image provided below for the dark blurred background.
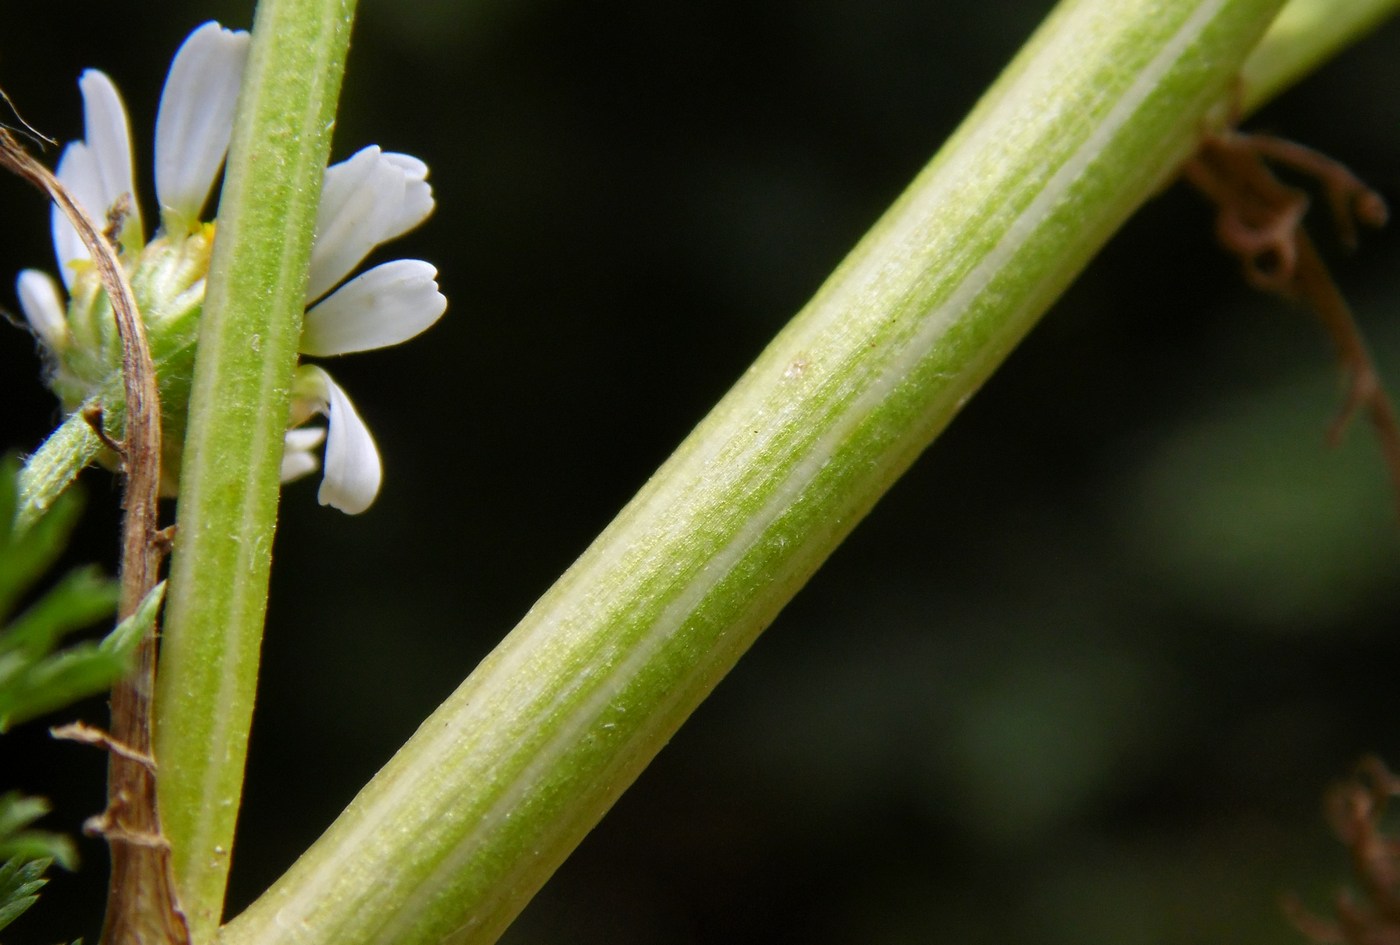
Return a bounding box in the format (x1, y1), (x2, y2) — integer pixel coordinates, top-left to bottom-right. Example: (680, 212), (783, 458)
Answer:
(2, 2), (1400, 943)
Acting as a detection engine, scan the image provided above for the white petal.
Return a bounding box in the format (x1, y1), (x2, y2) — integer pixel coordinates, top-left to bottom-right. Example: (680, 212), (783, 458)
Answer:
(280, 451), (320, 483)
(155, 22), (250, 232)
(51, 142), (100, 283)
(16, 269), (69, 350)
(320, 380), (381, 514)
(50, 71), (140, 282)
(293, 366), (381, 514)
(280, 427), (326, 482)
(285, 425), (328, 451)
(300, 260), (446, 356)
(379, 153), (434, 241)
(305, 146), (435, 302)
(78, 71), (138, 232)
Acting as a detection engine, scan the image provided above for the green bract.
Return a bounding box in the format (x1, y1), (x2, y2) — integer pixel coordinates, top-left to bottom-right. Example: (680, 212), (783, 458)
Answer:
(44, 228), (213, 492)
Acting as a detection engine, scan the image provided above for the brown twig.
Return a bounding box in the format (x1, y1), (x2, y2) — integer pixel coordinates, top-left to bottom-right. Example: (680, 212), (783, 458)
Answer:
(1182, 129), (1400, 519)
(1, 129), (187, 945)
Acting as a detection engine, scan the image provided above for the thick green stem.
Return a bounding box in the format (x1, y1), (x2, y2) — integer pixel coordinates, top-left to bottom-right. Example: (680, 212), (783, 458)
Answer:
(1242, 0), (1399, 112)
(217, 2), (1294, 944)
(152, 0), (355, 941)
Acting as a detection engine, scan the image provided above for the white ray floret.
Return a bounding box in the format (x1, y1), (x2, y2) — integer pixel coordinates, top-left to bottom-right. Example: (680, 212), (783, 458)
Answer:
(305, 146), (435, 302)
(51, 70), (141, 283)
(301, 260), (445, 357)
(156, 22), (251, 232)
(280, 426), (328, 483)
(17, 269), (69, 351)
(293, 366), (382, 515)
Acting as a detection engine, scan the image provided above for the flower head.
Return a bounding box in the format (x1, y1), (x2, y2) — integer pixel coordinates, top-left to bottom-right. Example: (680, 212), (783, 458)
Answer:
(14, 21), (446, 513)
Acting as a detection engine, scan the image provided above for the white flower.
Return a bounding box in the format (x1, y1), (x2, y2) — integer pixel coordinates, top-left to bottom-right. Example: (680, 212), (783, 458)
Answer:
(282, 145), (444, 513)
(14, 21), (446, 514)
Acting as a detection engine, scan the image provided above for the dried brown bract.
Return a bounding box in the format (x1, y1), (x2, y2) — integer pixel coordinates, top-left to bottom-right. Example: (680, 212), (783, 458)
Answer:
(2, 125), (185, 945)
(1182, 130), (1400, 517)
(1285, 756), (1400, 944)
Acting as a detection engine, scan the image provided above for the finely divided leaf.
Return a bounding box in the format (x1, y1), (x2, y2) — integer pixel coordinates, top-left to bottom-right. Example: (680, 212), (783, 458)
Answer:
(0, 855), (53, 934)
(0, 454), (157, 938)
(0, 793), (74, 871)
(0, 457), (141, 732)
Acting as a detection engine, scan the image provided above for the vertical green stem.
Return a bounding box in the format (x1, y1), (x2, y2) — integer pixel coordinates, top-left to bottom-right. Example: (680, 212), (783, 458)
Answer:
(153, 0), (355, 940)
(218, 2), (1287, 945)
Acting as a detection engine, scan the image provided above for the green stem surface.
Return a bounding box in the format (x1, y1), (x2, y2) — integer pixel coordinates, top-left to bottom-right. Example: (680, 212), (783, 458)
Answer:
(1242, 0), (1398, 112)
(219, 1), (1294, 944)
(152, 0), (355, 940)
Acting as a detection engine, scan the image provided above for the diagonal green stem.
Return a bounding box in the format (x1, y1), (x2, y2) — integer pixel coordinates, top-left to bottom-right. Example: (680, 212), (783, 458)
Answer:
(1241, 0), (1398, 112)
(214, 1), (1319, 944)
(152, 0), (355, 941)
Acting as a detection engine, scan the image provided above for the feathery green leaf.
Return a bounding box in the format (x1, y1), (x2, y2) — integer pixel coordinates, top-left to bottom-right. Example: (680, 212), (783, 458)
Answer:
(0, 855), (53, 934)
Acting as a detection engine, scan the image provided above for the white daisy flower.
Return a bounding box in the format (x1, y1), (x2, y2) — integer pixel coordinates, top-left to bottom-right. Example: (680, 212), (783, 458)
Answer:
(13, 21), (447, 514)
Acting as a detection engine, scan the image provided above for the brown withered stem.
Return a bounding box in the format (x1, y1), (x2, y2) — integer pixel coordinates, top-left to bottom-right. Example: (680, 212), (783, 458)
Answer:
(1283, 756), (1400, 945)
(1182, 129), (1400, 518)
(1, 129), (187, 945)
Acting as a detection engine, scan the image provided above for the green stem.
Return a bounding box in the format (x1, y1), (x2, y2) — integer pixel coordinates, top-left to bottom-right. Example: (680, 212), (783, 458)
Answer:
(152, 0), (355, 941)
(216, 1), (1306, 944)
(1241, 0), (1399, 112)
